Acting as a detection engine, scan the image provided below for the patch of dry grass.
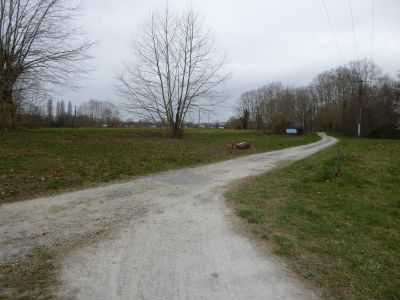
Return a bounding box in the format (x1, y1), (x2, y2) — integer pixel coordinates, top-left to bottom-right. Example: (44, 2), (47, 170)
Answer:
(0, 249), (56, 299)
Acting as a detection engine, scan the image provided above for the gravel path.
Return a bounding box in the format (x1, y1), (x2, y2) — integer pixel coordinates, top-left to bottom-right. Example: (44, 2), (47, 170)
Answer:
(0, 133), (337, 299)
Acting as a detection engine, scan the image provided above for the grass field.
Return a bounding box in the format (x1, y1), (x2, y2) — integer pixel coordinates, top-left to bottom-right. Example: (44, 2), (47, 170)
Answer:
(0, 128), (319, 203)
(227, 136), (400, 299)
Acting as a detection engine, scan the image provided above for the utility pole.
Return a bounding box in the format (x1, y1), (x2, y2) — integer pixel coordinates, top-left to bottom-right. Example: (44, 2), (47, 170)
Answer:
(198, 108), (201, 127)
(356, 80), (371, 137)
(357, 81), (362, 137)
(75, 105), (78, 128)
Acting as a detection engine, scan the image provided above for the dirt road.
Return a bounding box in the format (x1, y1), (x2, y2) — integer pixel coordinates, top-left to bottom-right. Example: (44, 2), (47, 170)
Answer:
(0, 133), (337, 299)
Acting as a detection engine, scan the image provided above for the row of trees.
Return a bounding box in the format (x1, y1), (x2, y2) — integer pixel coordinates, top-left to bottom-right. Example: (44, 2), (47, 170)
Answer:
(233, 60), (400, 138)
(12, 99), (120, 128)
(77, 100), (120, 127)
(2, 1), (397, 138)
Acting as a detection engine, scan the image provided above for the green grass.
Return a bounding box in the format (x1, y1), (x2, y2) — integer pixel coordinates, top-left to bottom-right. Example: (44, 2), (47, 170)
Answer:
(226, 136), (400, 300)
(0, 128), (319, 203)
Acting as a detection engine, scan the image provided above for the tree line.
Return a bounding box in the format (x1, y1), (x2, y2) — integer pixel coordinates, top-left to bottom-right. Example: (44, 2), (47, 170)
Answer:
(231, 60), (400, 138)
(1, 0), (398, 138)
(13, 98), (121, 128)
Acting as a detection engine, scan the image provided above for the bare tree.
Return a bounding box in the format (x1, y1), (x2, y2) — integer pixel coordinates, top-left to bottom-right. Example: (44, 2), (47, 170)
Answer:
(77, 99), (120, 127)
(67, 101), (73, 117)
(233, 59), (399, 137)
(116, 6), (229, 138)
(237, 92), (252, 129)
(47, 99), (53, 121)
(0, 0), (92, 131)
(290, 87), (313, 129)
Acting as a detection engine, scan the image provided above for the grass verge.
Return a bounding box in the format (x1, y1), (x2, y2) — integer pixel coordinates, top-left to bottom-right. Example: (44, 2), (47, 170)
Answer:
(0, 128), (318, 203)
(226, 136), (400, 299)
(0, 249), (56, 299)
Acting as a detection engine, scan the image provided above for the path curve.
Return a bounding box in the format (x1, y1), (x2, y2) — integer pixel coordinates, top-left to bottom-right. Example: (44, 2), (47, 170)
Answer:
(0, 133), (337, 299)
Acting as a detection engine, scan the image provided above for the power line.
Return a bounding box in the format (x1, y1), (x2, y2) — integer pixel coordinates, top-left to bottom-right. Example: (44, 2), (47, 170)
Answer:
(371, 0), (375, 60)
(347, 0), (359, 60)
(321, 0), (345, 64)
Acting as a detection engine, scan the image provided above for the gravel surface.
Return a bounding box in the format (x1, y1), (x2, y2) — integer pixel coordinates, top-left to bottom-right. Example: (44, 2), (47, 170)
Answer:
(0, 133), (337, 300)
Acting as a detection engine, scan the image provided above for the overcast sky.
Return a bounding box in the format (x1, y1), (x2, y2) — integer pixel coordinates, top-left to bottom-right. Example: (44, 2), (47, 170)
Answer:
(61, 0), (400, 122)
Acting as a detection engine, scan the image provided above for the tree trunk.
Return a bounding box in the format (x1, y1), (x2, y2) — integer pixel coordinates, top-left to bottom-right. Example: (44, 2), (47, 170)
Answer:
(0, 99), (3, 130)
(1, 83), (17, 131)
(168, 122), (184, 139)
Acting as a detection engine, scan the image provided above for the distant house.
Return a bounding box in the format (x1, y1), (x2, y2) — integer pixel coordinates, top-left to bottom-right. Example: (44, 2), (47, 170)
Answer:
(285, 121), (304, 135)
(285, 127), (304, 135)
(286, 128), (297, 135)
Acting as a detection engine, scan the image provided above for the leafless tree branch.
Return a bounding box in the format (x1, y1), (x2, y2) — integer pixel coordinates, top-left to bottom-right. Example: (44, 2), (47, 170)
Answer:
(0, 0), (93, 130)
(116, 5), (230, 138)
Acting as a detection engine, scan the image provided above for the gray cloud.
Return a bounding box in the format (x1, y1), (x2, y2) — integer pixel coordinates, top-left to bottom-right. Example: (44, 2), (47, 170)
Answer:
(60, 0), (400, 122)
